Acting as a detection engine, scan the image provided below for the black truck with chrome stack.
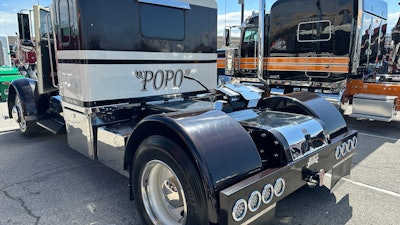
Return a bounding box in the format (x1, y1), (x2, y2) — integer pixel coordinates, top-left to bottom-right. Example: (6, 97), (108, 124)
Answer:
(7, 0), (357, 224)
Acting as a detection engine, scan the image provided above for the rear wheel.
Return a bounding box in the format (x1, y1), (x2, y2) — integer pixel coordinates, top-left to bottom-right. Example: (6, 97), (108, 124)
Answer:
(12, 94), (40, 136)
(132, 135), (208, 225)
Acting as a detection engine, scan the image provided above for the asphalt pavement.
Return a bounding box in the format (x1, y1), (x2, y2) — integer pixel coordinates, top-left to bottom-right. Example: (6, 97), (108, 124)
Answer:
(1, 102), (399, 225)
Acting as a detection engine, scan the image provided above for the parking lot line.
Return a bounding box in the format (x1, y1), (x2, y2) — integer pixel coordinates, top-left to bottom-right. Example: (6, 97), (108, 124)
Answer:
(358, 132), (399, 142)
(342, 177), (400, 198)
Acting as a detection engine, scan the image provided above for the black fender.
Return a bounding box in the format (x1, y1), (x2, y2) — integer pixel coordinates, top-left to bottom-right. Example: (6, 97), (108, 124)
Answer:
(7, 78), (38, 119)
(124, 109), (262, 224)
(260, 92), (347, 138)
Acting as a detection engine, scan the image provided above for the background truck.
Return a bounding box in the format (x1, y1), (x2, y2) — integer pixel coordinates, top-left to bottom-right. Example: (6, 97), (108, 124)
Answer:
(7, 0), (357, 224)
(0, 34), (24, 102)
(223, 0), (399, 122)
(386, 11), (400, 75)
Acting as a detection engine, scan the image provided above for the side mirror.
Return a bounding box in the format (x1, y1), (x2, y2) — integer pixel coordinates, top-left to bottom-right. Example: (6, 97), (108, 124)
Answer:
(17, 13), (31, 41)
(225, 28), (231, 46)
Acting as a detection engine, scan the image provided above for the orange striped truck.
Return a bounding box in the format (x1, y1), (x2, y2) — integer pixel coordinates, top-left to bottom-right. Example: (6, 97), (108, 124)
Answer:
(221, 0), (399, 122)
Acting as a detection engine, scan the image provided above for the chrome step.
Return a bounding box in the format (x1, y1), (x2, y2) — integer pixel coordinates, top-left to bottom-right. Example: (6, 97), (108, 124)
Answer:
(36, 119), (65, 135)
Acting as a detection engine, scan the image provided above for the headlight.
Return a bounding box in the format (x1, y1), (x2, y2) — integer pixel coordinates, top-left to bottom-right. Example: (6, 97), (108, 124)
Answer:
(232, 199), (247, 222)
(274, 178), (285, 197)
(262, 184), (274, 204)
(248, 191), (261, 212)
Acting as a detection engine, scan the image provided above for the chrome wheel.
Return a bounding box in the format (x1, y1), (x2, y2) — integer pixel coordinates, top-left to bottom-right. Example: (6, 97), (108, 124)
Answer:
(141, 160), (187, 225)
(14, 94), (27, 132)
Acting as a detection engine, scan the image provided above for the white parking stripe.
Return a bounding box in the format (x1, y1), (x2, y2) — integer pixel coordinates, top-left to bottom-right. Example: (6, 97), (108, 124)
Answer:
(342, 177), (400, 198)
(358, 132), (399, 142)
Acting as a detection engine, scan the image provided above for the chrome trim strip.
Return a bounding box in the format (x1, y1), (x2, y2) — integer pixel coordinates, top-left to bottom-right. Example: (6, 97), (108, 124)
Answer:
(58, 50), (217, 61)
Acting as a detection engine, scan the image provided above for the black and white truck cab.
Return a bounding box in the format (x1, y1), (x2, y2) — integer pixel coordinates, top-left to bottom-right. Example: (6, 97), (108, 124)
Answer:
(7, 0), (357, 224)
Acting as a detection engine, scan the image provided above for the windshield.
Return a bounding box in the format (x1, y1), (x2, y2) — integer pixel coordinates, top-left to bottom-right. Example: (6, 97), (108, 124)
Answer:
(243, 28), (258, 44)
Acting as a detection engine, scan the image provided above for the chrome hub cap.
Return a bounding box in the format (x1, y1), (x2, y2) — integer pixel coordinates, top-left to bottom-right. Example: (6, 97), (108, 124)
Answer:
(141, 160), (187, 225)
(11, 105), (21, 123)
(13, 95), (27, 131)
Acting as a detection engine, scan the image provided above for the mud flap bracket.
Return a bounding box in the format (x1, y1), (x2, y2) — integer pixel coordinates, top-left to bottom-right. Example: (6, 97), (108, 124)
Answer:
(323, 154), (353, 192)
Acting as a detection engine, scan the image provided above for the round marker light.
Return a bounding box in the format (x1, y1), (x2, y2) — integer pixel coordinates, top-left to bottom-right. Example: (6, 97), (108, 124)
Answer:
(274, 178), (285, 197)
(335, 145), (342, 160)
(248, 191), (261, 212)
(262, 184), (274, 204)
(351, 136), (357, 150)
(340, 142), (347, 156)
(232, 199), (247, 222)
(346, 139), (353, 152)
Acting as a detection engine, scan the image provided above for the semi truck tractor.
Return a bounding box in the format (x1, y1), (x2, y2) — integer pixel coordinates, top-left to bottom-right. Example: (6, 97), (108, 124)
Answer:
(222, 0), (399, 122)
(385, 11), (400, 75)
(7, 0), (357, 224)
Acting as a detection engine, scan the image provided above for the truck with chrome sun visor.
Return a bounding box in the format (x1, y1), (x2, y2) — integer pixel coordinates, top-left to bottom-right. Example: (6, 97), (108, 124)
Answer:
(7, 0), (357, 224)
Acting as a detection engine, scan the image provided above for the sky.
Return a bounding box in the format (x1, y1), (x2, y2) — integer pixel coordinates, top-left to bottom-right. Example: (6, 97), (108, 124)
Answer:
(0, 0), (399, 39)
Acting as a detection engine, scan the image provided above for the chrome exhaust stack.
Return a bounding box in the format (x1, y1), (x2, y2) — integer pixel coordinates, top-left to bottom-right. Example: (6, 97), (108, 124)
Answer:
(257, 0), (269, 87)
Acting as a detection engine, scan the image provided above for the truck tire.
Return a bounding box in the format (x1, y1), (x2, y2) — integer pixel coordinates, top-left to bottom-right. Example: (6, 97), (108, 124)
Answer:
(132, 135), (208, 225)
(13, 94), (40, 136)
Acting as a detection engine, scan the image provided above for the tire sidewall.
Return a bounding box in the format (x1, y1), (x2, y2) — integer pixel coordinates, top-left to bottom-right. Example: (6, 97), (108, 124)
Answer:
(132, 135), (208, 225)
(15, 94), (39, 136)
